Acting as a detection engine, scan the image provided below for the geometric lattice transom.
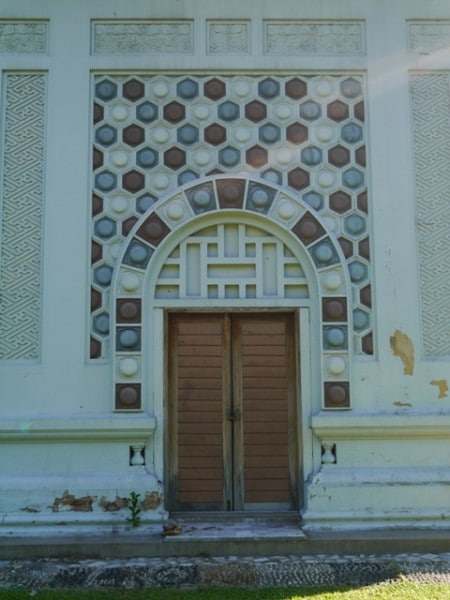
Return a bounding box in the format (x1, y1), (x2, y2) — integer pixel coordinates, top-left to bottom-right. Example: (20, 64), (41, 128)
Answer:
(156, 223), (309, 301)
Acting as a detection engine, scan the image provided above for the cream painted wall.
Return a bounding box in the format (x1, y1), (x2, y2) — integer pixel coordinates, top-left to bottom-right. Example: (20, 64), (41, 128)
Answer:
(1, 0), (450, 531)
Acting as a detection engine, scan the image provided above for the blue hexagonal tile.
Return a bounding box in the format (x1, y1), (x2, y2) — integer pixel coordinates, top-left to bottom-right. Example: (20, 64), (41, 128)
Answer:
(177, 78), (199, 99)
(136, 101), (158, 123)
(95, 170), (117, 192)
(302, 191), (324, 211)
(301, 146), (323, 166)
(219, 146), (241, 167)
(95, 79), (117, 101)
(218, 101), (240, 122)
(259, 123), (281, 145)
(136, 194), (157, 213)
(94, 217), (116, 239)
(300, 100), (321, 121)
(343, 168), (364, 189)
(341, 122), (363, 144)
(177, 124), (199, 145)
(258, 78), (280, 99)
(137, 147), (159, 168)
(178, 170), (199, 185)
(95, 125), (117, 147)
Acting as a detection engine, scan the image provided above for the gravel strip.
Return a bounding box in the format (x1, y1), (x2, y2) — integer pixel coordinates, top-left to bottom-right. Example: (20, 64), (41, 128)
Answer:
(2, 553), (450, 589)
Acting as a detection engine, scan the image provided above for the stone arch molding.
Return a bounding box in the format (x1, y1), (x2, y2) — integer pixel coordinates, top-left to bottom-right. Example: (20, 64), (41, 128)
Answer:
(112, 175), (352, 411)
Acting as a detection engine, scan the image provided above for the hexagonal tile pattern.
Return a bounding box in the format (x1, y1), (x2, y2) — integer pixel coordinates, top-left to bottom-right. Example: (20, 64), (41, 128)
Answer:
(91, 73), (371, 359)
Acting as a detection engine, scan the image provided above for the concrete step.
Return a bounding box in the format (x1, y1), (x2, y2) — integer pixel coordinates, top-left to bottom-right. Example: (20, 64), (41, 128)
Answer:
(3, 516), (450, 560)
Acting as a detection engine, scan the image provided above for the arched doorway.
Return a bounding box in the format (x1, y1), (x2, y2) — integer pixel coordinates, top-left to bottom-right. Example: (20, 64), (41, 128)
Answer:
(111, 175), (352, 513)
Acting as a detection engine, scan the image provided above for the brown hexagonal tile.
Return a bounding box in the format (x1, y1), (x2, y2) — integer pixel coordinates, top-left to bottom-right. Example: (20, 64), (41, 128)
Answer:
(93, 148), (104, 170)
(338, 236), (354, 258)
(122, 216), (138, 236)
(245, 100), (267, 122)
(286, 122), (308, 144)
(285, 77), (307, 99)
(204, 123), (227, 146)
(164, 146), (186, 170)
(122, 170), (145, 192)
(357, 191), (368, 213)
(91, 241), (102, 264)
(354, 100), (365, 122)
(288, 167), (310, 190)
(90, 287), (102, 312)
(246, 145), (268, 168)
(362, 332), (373, 355)
(360, 284), (372, 308)
(204, 78), (226, 100)
(92, 194), (103, 216)
(93, 103), (104, 124)
(123, 124), (145, 147)
(328, 145), (350, 167)
(123, 78), (145, 101)
(90, 337), (102, 359)
(327, 100), (349, 122)
(359, 237), (370, 260)
(355, 145), (366, 166)
(329, 191), (352, 213)
(163, 101), (185, 124)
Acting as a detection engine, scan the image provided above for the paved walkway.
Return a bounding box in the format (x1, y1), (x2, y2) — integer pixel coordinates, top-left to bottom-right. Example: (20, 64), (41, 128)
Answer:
(2, 553), (450, 589)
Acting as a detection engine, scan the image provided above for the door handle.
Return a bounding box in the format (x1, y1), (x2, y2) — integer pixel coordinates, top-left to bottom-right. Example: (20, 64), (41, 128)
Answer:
(226, 407), (241, 422)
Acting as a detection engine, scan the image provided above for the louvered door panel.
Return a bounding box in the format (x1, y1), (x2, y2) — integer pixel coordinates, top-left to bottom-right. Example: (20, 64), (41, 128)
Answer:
(236, 315), (292, 506)
(171, 315), (225, 508)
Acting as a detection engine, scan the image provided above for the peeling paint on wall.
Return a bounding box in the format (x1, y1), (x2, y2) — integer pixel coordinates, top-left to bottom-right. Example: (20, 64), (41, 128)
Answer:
(431, 379), (448, 398)
(390, 329), (414, 375)
(99, 496), (128, 512)
(393, 401), (412, 408)
(52, 490), (94, 512)
(141, 491), (162, 510)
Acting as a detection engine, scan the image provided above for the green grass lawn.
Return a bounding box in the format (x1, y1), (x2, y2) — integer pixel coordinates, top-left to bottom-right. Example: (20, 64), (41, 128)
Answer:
(1, 582), (450, 600)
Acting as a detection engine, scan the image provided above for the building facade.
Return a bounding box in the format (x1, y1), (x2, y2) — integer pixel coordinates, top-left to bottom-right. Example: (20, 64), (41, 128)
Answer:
(1, 0), (450, 533)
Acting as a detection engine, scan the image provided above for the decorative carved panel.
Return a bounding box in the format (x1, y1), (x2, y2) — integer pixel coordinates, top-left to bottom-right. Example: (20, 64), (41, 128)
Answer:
(0, 21), (48, 53)
(264, 21), (365, 55)
(92, 21), (193, 54)
(410, 73), (450, 357)
(91, 73), (372, 359)
(409, 21), (450, 55)
(0, 74), (46, 360)
(207, 21), (250, 55)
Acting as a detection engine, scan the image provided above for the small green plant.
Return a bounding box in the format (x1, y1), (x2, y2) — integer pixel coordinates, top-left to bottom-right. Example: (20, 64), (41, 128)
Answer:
(127, 491), (142, 527)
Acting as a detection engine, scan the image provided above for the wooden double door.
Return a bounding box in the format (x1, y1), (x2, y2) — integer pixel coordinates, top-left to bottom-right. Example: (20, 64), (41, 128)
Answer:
(167, 312), (300, 512)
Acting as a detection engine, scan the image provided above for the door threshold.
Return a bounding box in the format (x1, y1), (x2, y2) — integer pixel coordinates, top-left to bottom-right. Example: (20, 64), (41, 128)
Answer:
(169, 510), (301, 524)
(165, 511), (305, 541)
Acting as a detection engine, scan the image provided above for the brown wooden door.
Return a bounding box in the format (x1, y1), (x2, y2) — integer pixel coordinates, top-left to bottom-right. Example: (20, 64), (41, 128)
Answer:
(167, 312), (299, 512)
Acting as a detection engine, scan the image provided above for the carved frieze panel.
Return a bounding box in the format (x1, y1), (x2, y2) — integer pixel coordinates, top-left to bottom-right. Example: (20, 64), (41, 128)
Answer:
(264, 21), (365, 55)
(92, 21), (193, 54)
(207, 21), (250, 55)
(409, 21), (450, 55)
(0, 21), (48, 53)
